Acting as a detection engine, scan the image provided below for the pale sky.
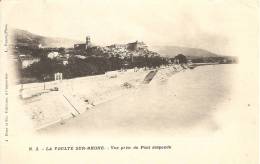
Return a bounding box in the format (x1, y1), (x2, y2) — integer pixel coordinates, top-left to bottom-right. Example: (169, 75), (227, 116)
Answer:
(2, 0), (259, 56)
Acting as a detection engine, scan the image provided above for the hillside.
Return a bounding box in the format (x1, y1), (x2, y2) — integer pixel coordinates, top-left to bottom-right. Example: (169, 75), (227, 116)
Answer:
(151, 46), (221, 59)
(10, 28), (81, 48)
(10, 28), (222, 59)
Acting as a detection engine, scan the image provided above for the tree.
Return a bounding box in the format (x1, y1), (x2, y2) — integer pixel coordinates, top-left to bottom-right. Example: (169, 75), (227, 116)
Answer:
(174, 54), (187, 64)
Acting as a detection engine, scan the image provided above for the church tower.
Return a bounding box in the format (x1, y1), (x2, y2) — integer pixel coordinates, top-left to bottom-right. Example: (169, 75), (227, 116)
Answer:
(85, 36), (91, 50)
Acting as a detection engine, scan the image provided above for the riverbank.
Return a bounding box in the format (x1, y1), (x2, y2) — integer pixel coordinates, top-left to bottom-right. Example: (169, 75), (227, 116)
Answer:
(38, 64), (238, 137)
(20, 64), (186, 129)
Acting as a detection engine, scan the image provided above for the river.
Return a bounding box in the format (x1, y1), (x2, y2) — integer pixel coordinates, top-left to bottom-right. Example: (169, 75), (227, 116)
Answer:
(39, 64), (242, 137)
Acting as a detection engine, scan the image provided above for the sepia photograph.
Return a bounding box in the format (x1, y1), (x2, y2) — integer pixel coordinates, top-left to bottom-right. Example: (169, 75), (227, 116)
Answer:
(0, 0), (258, 163)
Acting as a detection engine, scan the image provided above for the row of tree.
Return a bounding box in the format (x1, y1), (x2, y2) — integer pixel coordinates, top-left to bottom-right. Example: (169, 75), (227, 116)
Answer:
(23, 55), (168, 81)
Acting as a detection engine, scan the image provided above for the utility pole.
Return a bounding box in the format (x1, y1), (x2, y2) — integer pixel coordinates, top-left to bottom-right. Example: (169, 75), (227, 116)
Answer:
(43, 76), (46, 90)
(20, 79), (23, 98)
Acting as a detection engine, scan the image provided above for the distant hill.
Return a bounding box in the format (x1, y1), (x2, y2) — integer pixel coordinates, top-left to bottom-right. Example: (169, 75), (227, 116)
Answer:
(150, 46), (221, 59)
(10, 28), (222, 59)
(10, 28), (81, 48)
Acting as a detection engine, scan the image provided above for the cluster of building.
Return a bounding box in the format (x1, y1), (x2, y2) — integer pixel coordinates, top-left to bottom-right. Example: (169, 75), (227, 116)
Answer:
(47, 52), (70, 65)
(18, 35), (161, 69)
(74, 36), (148, 52)
(104, 41), (151, 58)
(72, 36), (159, 61)
(18, 47), (70, 69)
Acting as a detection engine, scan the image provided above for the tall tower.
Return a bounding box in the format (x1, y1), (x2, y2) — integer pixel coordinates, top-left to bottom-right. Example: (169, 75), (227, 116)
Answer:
(86, 36), (91, 46)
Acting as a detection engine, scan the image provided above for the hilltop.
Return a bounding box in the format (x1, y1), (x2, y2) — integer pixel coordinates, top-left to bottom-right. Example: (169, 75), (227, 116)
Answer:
(151, 45), (221, 59)
(10, 28), (81, 48)
(10, 28), (223, 59)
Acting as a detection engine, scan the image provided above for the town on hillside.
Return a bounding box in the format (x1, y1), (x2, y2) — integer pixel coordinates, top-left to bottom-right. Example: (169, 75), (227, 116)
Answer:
(11, 35), (238, 84)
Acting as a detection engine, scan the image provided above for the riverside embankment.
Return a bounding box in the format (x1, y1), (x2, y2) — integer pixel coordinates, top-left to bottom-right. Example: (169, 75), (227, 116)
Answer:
(20, 64), (186, 129)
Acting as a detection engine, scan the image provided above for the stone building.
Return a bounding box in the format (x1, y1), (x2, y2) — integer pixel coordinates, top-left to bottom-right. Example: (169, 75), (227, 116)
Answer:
(74, 36), (92, 50)
(127, 41), (148, 51)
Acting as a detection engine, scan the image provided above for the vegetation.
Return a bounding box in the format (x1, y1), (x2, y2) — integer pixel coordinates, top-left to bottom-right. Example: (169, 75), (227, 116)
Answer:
(23, 54), (168, 81)
(191, 56), (238, 64)
(173, 54), (188, 64)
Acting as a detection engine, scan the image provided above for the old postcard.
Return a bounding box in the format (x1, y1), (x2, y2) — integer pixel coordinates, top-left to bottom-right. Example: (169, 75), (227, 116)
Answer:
(0, 0), (259, 163)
